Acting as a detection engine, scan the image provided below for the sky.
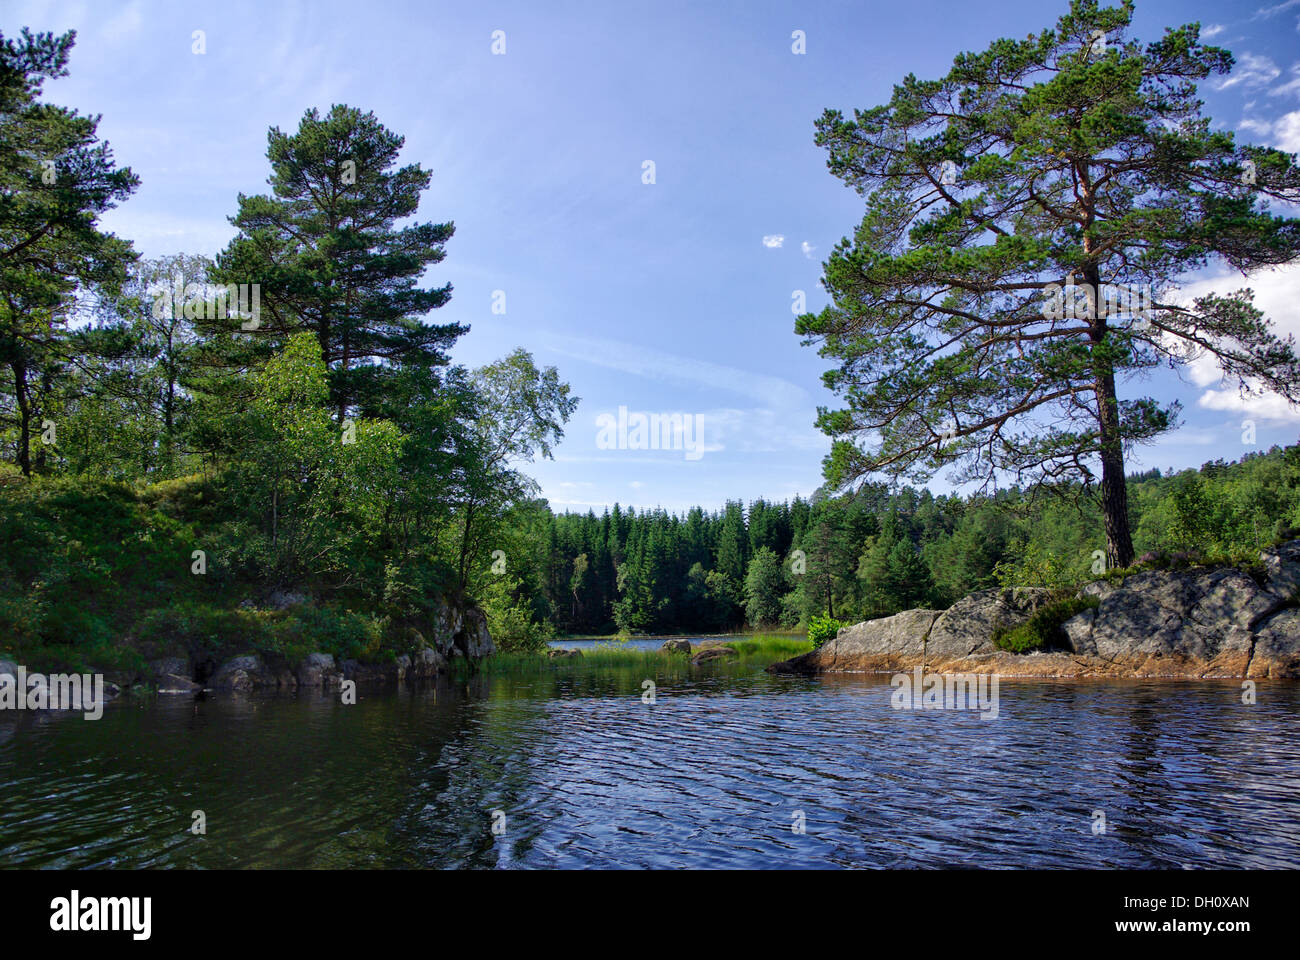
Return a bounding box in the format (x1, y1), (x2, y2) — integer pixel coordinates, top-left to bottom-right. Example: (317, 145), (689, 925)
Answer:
(4, 0), (1300, 514)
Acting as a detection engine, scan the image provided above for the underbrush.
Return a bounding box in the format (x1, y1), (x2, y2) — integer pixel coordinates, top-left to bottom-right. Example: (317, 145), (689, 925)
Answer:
(992, 596), (1100, 653)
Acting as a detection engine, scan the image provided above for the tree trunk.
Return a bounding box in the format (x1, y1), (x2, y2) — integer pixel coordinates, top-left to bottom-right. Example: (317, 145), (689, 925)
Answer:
(1086, 262), (1136, 569)
(13, 359), (30, 477)
(1096, 368), (1135, 569)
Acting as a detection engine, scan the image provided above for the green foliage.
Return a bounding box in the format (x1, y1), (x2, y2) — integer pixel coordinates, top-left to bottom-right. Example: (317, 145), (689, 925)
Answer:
(0, 28), (139, 477)
(798, 0), (1300, 567)
(808, 615), (845, 650)
(993, 537), (1082, 590)
(743, 546), (786, 626)
(993, 596), (1100, 653)
(480, 574), (553, 654)
(213, 104), (463, 418)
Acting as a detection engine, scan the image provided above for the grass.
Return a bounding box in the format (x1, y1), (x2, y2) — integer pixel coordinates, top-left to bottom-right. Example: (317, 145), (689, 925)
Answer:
(457, 633), (811, 678)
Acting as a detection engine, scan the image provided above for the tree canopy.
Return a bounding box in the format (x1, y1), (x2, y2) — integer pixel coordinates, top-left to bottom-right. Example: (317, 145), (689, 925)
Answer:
(799, 0), (1300, 566)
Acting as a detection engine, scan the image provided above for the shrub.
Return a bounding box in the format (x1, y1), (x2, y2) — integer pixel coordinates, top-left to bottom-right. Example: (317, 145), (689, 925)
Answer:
(992, 596), (1099, 653)
(808, 615), (845, 650)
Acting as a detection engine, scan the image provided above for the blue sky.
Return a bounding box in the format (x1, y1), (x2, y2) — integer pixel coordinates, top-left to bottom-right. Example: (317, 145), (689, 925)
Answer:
(5, 0), (1300, 513)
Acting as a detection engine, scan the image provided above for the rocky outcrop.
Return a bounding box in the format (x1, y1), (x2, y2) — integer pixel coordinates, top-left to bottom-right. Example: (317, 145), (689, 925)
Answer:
(660, 639), (693, 654)
(435, 600), (494, 660)
(164, 597), (491, 695)
(692, 646), (738, 664)
(296, 652), (341, 688)
(771, 540), (1300, 680)
(210, 655), (287, 692)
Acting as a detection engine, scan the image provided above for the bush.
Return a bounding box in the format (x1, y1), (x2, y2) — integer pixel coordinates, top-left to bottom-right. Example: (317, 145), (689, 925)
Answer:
(992, 596), (1099, 653)
(808, 614), (845, 650)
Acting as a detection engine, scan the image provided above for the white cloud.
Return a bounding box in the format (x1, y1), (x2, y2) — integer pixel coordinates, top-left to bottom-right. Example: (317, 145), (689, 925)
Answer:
(761, 235), (784, 248)
(1198, 388), (1300, 421)
(1233, 108), (1300, 150)
(1217, 53), (1282, 90)
(1275, 110), (1300, 150)
(1271, 63), (1300, 97)
(1203, 24), (1227, 38)
(1254, 0), (1300, 19)
(801, 240), (816, 259)
(1173, 263), (1300, 422)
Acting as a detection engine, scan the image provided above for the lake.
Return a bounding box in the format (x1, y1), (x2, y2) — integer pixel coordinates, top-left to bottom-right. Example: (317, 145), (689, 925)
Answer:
(2, 644), (1298, 868)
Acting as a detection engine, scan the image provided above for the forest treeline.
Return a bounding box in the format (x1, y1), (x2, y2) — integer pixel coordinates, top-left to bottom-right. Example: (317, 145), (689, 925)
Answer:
(488, 445), (1300, 643)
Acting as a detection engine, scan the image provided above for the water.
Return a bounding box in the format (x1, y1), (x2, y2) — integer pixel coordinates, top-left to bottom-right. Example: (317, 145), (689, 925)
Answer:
(547, 637), (670, 651)
(2, 652), (1299, 868)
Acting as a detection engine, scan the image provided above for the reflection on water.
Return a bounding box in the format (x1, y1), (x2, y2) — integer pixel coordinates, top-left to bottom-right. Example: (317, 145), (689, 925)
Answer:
(2, 662), (1298, 868)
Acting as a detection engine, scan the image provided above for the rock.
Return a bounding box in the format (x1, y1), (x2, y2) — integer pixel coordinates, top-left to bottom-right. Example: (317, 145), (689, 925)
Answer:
(156, 674), (202, 695)
(1261, 540), (1300, 600)
(428, 599), (495, 660)
(926, 588), (1055, 659)
(1078, 580), (1120, 601)
(340, 658), (406, 684)
(772, 609), (941, 674)
(660, 639), (693, 654)
(410, 648), (447, 678)
(149, 657), (191, 680)
(0, 660), (17, 682)
(691, 646), (738, 664)
(296, 652), (340, 688)
(458, 606), (495, 658)
(209, 655), (275, 692)
(768, 540), (1300, 680)
(1248, 608), (1300, 679)
(267, 589), (308, 611)
(1062, 608), (1097, 655)
(548, 648), (583, 659)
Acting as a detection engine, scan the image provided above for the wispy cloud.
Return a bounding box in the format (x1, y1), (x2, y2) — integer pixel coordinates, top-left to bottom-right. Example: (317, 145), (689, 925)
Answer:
(801, 240), (816, 259)
(1216, 52), (1281, 90)
(761, 234), (784, 248)
(1271, 62), (1300, 97)
(1254, 0), (1300, 19)
(542, 333), (808, 409)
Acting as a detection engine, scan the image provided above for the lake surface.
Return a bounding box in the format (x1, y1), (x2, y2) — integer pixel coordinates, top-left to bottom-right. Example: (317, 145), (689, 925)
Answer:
(3, 645), (1299, 869)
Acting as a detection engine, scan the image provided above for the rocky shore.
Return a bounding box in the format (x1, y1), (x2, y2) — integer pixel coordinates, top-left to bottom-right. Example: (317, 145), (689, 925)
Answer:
(770, 540), (1300, 680)
(1, 597), (495, 705)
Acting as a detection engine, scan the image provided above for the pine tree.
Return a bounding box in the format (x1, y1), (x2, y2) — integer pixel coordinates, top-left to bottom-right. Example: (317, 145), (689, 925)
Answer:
(801, 0), (1300, 568)
(215, 104), (464, 421)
